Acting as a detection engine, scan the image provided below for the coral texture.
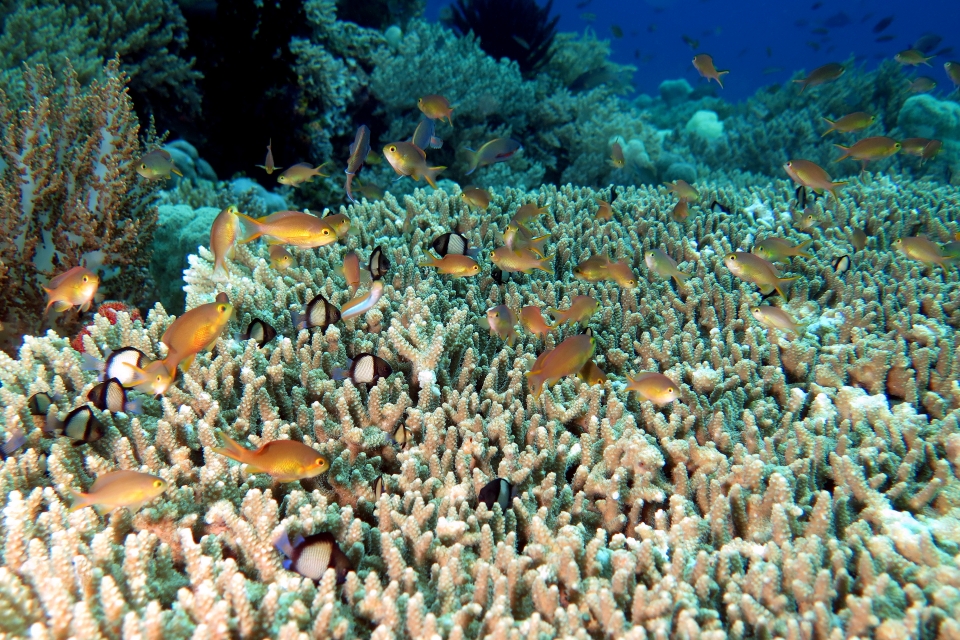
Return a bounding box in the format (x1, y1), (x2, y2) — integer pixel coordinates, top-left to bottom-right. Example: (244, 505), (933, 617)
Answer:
(1, 176), (959, 638)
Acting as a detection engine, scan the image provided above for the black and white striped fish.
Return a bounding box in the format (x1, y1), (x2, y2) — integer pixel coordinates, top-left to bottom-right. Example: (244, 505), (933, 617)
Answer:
(87, 378), (142, 414)
(291, 294), (341, 331)
(430, 232), (479, 258)
(368, 246), (390, 280)
(274, 531), (351, 583)
(27, 392), (58, 416)
(478, 478), (517, 511)
(81, 347), (148, 387)
(331, 353), (392, 385)
(237, 319), (277, 347)
(44, 405), (104, 445)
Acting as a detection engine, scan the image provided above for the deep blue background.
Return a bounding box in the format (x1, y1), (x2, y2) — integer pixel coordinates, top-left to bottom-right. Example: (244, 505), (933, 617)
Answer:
(424, 0), (959, 102)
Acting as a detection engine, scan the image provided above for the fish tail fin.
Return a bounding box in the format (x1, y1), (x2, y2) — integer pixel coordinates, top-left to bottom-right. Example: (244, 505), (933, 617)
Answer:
(464, 148), (479, 175)
(795, 239), (814, 258)
(775, 275), (801, 300)
(716, 70), (729, 88)
(171, 167), (183, 177)
(537, 256), (554, 274)
(235, 212), (265, 244)
(828, 181), (847, 201)
(424, 166), (446, 189)
(67, 489), (90, 512)
(821, 117), (836, 136)
(672, 271), (692, 287)
(315, 161), (332, 177)
(419, 255), (440, 268)
(212, 432), (249, 464)
(290, 309), (305, 331)
(833, 144), (850, 161)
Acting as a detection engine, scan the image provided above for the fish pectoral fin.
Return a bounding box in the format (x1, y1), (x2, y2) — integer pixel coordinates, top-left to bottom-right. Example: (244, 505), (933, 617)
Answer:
(93, 503), (118, 516)
(179, 354), (196, 372)
(53, 300), (73, 312)
(242, 463), (265, 475)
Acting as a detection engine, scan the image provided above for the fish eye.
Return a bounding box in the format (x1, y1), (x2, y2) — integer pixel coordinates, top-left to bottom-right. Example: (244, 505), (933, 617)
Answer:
(218, 304), (228, 313)
(155, 375), (162, 382)
(82, 275), (89, 282)
(140, 163), (147, 169)
(627, 279), (635, 285)
(153, 480), (164, 488)
(388, 145), (396, 152)
(729, 255), (737, 261)
(314, 457), (324, 466)
(323, 229), (330, 235)
(473, 265), (480, 271)
(418, 98), (423, 103)
(668, 387), (676, 394)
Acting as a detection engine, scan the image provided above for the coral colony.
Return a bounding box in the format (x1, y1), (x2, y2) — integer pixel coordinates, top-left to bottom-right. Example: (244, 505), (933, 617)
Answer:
(1, 0), (960, 638)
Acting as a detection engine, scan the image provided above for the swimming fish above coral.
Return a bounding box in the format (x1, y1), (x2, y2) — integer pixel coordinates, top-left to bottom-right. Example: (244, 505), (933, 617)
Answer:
(68, 470), (167, 515)
(236, 319), (277, 348)
(482, 305), (520, 346)
(213, 433), (329, 482)
(548, 296), (598, 328)
(724, 252), (798, 299)
(692, 53), (729, 88)
(420, 253), (481, 277)
(793, 62), (845, 92)
(43, 266), (99, 314)
(291, 293), (341, 331)
(464, 138), (523, 175)
(490, 246), (552, 274)
(238, 210), (338, 248)
(255, 139), (282, 175)
(526, 334), (596, 398)
(277, 162), (330, 187)
(332, 353), (393, 386)
(344, 125), (371, 203)
(274, 531), (351, 583)
(820, 112), (875, 136)
(750, 305), (805, 337)
(645, 249), (691, 287)
(417, 94), (454, 125)
(625, 372), (679, 406)
(752, 238), (813, 262)
(210, 205), (244, 276)
(783, 159), (847, 201)
(383, 141), (446, 188)
(159, 293), (233, 372)
(136, 149), (182, 180)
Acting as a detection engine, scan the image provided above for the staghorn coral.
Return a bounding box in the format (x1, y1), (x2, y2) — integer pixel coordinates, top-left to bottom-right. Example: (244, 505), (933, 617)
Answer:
(0, 174), (959, 637)
(0, 60), (159, 354)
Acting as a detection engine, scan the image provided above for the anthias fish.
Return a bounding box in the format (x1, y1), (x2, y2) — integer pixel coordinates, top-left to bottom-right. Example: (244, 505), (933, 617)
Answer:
(69, 470), (167, 514)
(213, 433), (329, 482)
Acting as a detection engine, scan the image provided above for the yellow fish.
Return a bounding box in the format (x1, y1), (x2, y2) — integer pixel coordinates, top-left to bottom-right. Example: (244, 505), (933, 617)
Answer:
(834, 136), (901, 168)
(255, 139), (282, 175)
(526, 334), (596, 399)
(136, 149), (182, 180)
(238, 210), (338, 248)
(490, 246), (553, 274)
(750, 306), (805, 337)
(482, 305), (519, 346)
(572, 255), (614, 283)
(383, 141), (446, 188)
(43, 266), (99, 313)
(461, 187), (491, 210)
(644, 249), (691, 287)
(322, 212), (351, 237)
(692, 53), (729, 88)
(338, 251), (363, 295)
(519, 306), (554, 337)
(947, 61), (960, 88)
(578, 360), (607, 385)
(606, 260), (638, 288)
(511, 203), (549, 226)
(625, 372), (679, 406)
(793, 62), (844, 93)
(161, 293), (234, 371)
(893, 237), (956, 268)
(417, 94), (454, 125)
(210, 205), (243, 275)
(671, 199), (689, 222)
(69, 470), (167, 514)
(821, 112), (875, 136)
(724, 252), (798, 299)
(213, 433), (329, 482)
(895, 49), (934, 66)
(665, 179), (700, 202)
(277, 162), (330, 187)
(125, 358), (177, 396)
(548, 296), (599, 328)
(419, 253), (481, 277)
(502, 223), (549, 256)
(752, 238), (813, 262)
(595, 198), (613, 221)
(907, 77), (936, 93)
(269, 245), (295, 270)
(783, 159), (847, 201)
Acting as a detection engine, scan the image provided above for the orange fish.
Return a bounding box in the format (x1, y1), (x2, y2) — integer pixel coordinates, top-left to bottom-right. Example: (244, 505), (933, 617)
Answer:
(578, 360), (607, 385)
(255, 139), (282, 175)
(417, 94), (454, 125)
(69, 470), (167, 514)
(238, 210), (338, 248)
(322, 212), (351, 237)
(783, 159), (847, 201)
(461, 187), (491, 210)
(625, 372), (679, 406)
(595, 198), (613, 220)
(834, 136), (901, 168)
(383, 141), (446, 188)
(277, 162), (330, 187)
(548, 296), (599, 328)
(519, 306), (554, 337)
(338, 251), (363, 295)
(511, 203), (549, 226)
(490, 246), (553, 273)
(606, 260), (638, 288)
(573, 255), (636, 288)
(419, 253), (481, 277)
(502, 223), (549, 256)
(161, 293), (234, 371)
(793, 63), (845, 92)
(482, 305), (520, 346)
(692, 54), (729, 88)
(269, 245), (295, 270)
(210, 205), (243, 275)
(124, 358), (177, 396)
(671, 199), (689, 221)
(43, 266), (99, 314)
(213, 433), (329, 482)
(665, 179), (699, 202)
(526, 334), (596, 399)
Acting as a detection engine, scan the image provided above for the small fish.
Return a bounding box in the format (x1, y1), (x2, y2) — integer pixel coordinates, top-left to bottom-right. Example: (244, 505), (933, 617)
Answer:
(368, 246), (390, 280)
(682, 35), (700, 50)
(124, 358), (177, 396)
(211, 205), (243, 275)
(490, 247), (552, 274)
(237, 319), (277, 348)
(594, 198), (613, 221)
(478, 478), (516, 511)
(783, 159), (847, 201)
(834, 136), (901, 167)
(805, 41), (821, 52)
(831, 254), (851, 275)
(213, 433), (329, 482)
(578, 360), (607, 385)
(895, 49), (934, 66)
(82, 347), (148, 387)
(431, 232), (475, 258)
(420, 253), (481, 277)
(87, 378), (142, 414)
(512, 35), (530, 49)
(269, 245), (295, 270)
(519, 306), (554, 337)
(548, 296), (599, 328)
(751, 306), (805, 337)
(322, 211), (351, 237)
(383, 141), (446, 188)
(68, 470), (167, 514)
(610, 24), (623, 38)
(872, 15), (893, 33)
(352, 181), (384, 201)
(946, 61), (960, 87)
(796, 211), (819, 231)
(920, 140), (943, 163)
(482, 305), (520, 346)
(610, 140), (625, 168)
(913, 34), (942, 54)
(331, 353), (393, 386)
(606, 260), (638, 289)
(277, 162), (330, 187)
(893, 237), (956, 268)
(724, 252), (799, 299)
(237, 210), (338, 248)
(907, 77), (936, 93)
(503, 224), (549, 256)
(793, 63), (845, 92)
(511, 203), (549, 226)
(464, 138), (523, 175)
(526, 334), (596, 399)
(136, 149), (182, 180)
(160, 293), (234, 372)
(27, 392), (57, 416)
(671, 199), (690, 222)
(1, 429), (26, 458)
(581, 12), (596, 22)
(339, 251), (363, 294)
(341, 280), (385, 320)
(753, 238), (813, 262)
(821, 112), (875, 136)
(392, 424), (413, 448)
(417, 94), (454, 125)
(43, 266), (99, 314)
(850, 229), (867, 251)
(573, 255), (614, 282)
(692, 54), (729, 88)
(345, 125), (371, 203)
(665, 179), (700, 202)
(461, 187), (491, 210)
(411, 117), (443, 151)
(45, 405), (104, 445)
(255, 139), (282, 175)
(274, 531), (351, 583)
(291, 293), (341, 331)
(645, 249), (691, 287)
(625, 372), (679, 406)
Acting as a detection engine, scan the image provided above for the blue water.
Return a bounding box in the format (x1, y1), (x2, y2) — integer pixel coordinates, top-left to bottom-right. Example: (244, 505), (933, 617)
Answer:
(425, 0), (958, 101)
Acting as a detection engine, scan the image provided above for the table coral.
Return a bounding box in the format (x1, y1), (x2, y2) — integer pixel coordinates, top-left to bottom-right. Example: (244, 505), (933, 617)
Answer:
(0, 176), (959, 638)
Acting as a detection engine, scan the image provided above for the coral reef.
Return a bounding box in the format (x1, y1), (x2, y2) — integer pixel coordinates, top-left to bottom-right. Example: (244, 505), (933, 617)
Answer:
(448, 0), (559, 75)
(0, 60), (159, 353)
(1, 174), (959, 637)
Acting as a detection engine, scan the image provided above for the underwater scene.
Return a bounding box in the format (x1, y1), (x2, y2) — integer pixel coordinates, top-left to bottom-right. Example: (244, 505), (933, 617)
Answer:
(1, 0), (959, 637)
